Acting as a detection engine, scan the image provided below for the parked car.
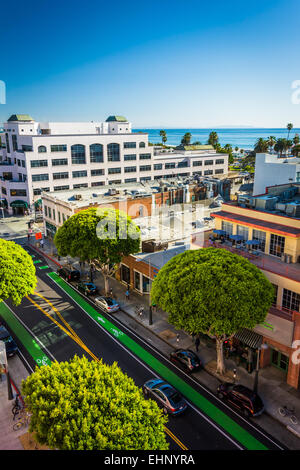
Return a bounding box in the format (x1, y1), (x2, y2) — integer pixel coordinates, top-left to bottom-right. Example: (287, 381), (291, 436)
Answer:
(0, 325), (18, 357)
(169, 349), (202, 373)
(77, 281), (98, 296)
(57, 266), (81, 282)
(94, 296), (119, 313)
(143, 378), (187, 416)
(217, 383), (264, 417)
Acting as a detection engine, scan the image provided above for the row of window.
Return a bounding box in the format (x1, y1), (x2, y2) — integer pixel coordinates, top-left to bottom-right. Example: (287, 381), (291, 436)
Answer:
(37, 142), (147, 154)
(30, 153), (152, 168)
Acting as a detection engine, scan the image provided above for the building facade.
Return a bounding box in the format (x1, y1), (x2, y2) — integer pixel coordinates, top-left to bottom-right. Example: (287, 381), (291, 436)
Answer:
(0, 114), (228, 214)
(253, 153), (300, 196)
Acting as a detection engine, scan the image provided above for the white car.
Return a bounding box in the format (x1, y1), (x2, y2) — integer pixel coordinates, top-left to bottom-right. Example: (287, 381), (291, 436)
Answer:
(94, 296), (119, 313)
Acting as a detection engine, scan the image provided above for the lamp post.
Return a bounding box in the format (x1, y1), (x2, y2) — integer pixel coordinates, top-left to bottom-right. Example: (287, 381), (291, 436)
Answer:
(136, 256), (153, 326)
(253, 343), (268, 394)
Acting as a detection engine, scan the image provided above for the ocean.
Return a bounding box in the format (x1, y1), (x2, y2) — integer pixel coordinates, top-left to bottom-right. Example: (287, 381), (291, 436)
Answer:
(133, 128), (300, 150)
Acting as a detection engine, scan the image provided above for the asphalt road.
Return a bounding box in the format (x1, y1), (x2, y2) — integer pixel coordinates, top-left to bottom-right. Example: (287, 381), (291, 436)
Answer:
(1, 244), (286, 451)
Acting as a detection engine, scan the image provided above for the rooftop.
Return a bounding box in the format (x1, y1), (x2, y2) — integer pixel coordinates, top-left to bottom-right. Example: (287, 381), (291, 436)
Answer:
(135, 243), (190, 269)
(105, 115), (128, 122)
(7, 114), (34, 122)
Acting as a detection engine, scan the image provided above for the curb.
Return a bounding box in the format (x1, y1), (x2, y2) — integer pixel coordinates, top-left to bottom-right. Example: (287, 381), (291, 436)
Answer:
(28, 244), (62, 268)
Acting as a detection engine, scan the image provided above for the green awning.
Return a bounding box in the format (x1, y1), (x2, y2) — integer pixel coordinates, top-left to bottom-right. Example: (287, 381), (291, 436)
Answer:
(10, 200), (28, 208)
(234, 328), (262, 349)
(34, 198), (42, 208)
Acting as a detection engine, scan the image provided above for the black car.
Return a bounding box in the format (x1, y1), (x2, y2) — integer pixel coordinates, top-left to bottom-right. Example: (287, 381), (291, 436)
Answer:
(170, 349), (202, 373)
(57, 267), (81, 282)
(217, 383), (264, 417)
(143, 379), (187, 416)
(77, 281), (98, 296)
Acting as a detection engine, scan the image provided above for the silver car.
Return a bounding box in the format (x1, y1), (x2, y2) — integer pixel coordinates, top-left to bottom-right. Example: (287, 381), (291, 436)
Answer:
(94, 296), (119, 313)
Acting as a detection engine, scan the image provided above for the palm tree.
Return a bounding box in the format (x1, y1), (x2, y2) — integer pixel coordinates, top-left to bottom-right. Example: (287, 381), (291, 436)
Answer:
(254, 138), (269, 153)
(293, 134), (300, 146)
(181, 132), (192, 146)
(274, 138), (288, 157)
(287, 123), (293, 140)
(266, 136), (276, 153)
(159, 130), (167, 146)
(208, 131), (219, 148)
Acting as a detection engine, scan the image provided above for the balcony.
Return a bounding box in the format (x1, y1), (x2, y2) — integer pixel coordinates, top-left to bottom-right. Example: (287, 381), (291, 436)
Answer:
(203, 240), (300, 283)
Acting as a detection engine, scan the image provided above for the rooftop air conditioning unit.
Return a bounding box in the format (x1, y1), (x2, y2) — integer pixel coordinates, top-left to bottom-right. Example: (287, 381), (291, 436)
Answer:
(108, 188), (117, 196)
(74, 194), (82, 200)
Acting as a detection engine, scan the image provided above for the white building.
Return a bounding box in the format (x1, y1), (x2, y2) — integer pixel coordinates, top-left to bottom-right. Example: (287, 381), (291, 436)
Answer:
(253, 153), (300, 196)
(0, 114), (228, 214)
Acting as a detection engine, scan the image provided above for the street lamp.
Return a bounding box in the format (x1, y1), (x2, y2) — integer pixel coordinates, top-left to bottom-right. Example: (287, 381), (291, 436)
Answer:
(136, 256), (152, 326)
(253, 342), (268, 394)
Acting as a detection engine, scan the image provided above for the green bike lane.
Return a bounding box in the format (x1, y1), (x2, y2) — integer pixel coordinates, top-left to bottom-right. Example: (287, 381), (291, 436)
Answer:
(47, 271), (269, 451)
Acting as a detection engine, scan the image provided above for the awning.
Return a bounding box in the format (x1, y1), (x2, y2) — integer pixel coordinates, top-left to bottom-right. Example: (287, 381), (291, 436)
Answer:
(234, 328), (262, 349)
(10, 200), (28, 208)
(34, 198), (42, 208)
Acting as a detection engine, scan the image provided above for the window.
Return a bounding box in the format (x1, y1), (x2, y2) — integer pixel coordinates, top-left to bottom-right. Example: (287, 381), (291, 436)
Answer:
(215, 169), (224, 174)
(107, 143), (120, 161)
(12, 135), (18, 151)
(178, 161), (188, 168)
(236, 225), (249, 240)
(108, 167), (121, 174)
(124, 154), (136, 161)
(71, 144), (86, 164)
(73, 183), (88, 189)
(204, 160), (214, 166)
(204, 169), (213, 175)
(1, 187), (6, 195)
(17, 159), (21, 166)
(269, 234), (285, 257)
(165, 163), (175, 169)
(139, 142), (146, 148)
(193, 161), (202, 166)
(54, 185), (69, 191)
(125, 178), (137, 183)
(124, 142), (136, 149)
(252, 229), (266, 251)
(124, 166), (136, 173)
(10, 189), (27, 196)
(282, 289), (300, 312)
(53, 172), (69, 180)
(154, 164), (162, 170)
(91, 169), (104, 176)
(140, 176), (151, 181)
(72, 170), (87, 178)
(216, 159), (224, 165)
(32, 174), (49, 182)
(139, 153), (151, 160)
(140, 165), (151, 172)
(22, 145), (33, 152)
(51, 144), (67, 152)
(193, 171), (202, 176)
(109, 180), (121, 185)
(38, 145), (47, 153)
(5, 133), (10, 153)
(90, 144), (103, 163)
(221, 221), (233, 236)
(52, 158), (68, 166)
(91, 181), (105, 187)
(30, 160), (48, 168)
(21, 161), (25, 168)
(58, 212), (61, 223)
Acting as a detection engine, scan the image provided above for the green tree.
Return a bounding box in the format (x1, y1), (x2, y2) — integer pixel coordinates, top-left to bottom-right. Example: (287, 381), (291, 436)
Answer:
(159, 130), (167, 146)
(293, 134), (300, 146)
(274, 138), (289, 156)
(181, 132), (192, 146)
(287, 122), (293, 140)
(208, 131), (219, 148)
(266, 136), (276, 153)
(22, 355), (169, 450)
(0, 239), (37, 305)
(54, 207), (140, 294)
(254, 138), (269, 153)
(151, 248), (273, 375)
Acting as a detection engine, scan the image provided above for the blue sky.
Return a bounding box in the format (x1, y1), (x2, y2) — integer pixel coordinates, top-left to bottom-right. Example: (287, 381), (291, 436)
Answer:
(1, 0), (300, 127)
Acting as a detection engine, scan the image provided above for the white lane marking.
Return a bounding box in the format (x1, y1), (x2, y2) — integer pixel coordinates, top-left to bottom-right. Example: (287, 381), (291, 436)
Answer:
(47, 274), (246, 450)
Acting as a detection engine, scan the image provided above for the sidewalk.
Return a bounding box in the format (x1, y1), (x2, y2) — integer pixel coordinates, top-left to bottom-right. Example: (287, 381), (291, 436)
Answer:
(12, 238), (300, 449)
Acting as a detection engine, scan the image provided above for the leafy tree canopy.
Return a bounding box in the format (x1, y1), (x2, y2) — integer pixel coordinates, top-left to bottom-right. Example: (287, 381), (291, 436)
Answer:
(151, 248), (273, 338)
(0, 239), (37, 305)
(22, 356), (169, 450)
(54, 207), (140, 265)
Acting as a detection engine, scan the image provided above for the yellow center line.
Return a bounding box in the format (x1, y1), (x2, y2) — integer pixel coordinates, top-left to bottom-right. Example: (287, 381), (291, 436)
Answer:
(27, 291), (188, 450)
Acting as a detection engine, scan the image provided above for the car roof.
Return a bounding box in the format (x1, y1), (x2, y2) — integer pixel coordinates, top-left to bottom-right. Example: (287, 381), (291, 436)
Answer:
(234, 385), (256, 398)
(176, 349), (197, 358)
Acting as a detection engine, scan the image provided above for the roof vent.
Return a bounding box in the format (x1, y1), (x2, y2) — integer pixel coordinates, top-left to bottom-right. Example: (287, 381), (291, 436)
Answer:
(74, 194), (82, 200)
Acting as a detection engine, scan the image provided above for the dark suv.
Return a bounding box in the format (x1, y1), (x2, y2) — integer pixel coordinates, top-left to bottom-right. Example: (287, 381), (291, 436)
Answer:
(57, 267), (80, 282)
(169, 349), (202, 373)
(217, 383), (264, 417)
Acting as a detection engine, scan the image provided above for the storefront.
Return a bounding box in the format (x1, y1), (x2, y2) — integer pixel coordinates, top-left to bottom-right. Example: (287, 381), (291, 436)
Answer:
(10, 200), (28, 215)
(228, 328), (263, 373)
(45, 221), (57, 239)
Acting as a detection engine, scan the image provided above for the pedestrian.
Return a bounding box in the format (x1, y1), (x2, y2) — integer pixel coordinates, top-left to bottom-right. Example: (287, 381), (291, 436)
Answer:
(109, 287), (113, 298)
(40, 239), (44, 250)
(176, 333), (180, 344)
(125, 289), (130, 300)
(27, 232), (30, 242)
(195, 336), (200, 352)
